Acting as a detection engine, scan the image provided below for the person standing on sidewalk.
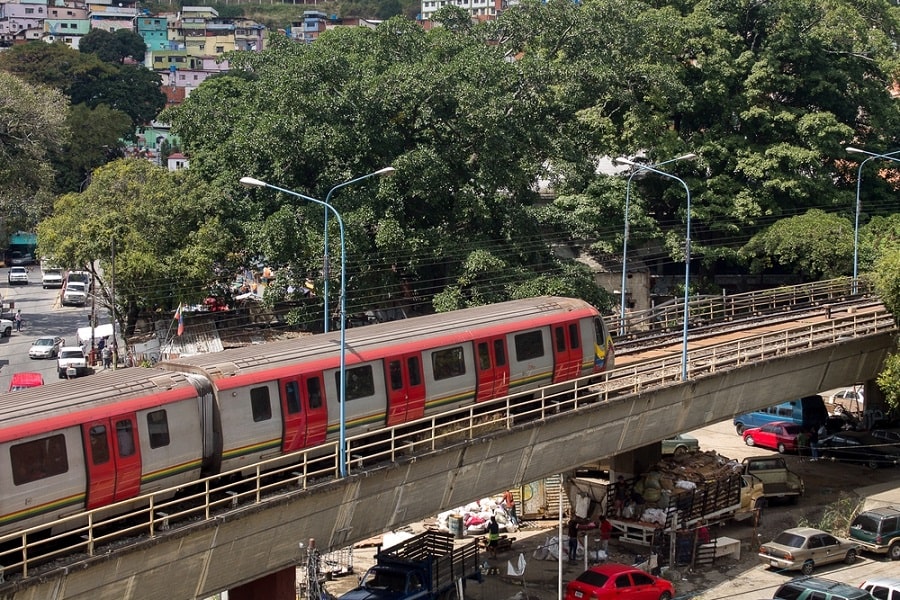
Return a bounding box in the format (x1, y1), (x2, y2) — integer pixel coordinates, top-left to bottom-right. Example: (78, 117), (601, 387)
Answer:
(502, 490), (518, 527)
(14, 310), (22, 331)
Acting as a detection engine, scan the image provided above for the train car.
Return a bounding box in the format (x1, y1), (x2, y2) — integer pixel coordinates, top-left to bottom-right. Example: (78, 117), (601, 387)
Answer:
(158, 296), (614, 474)
(0, 369), (211, 536)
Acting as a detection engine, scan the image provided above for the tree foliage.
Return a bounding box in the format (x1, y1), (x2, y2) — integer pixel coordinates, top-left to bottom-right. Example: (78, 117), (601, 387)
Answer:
(37, 159), (236, 334)
(0, 72), (69, 229)
(80, 28), (148, 64)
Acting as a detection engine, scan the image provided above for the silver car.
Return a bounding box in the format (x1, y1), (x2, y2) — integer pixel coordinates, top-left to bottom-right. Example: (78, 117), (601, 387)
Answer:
(29, 336), (65, 359)
(759, 527), (859, 575)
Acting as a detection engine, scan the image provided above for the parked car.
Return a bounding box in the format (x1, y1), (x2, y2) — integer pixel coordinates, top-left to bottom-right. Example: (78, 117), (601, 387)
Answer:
(759, 527), (859, 575)
(8, 372), (44, 391)
(0, 317), (12, 337)
(57, 346), (88, 378)
(870, 429), (900, 446)
(849, 506), (900, 560)
(742, 421), (803, 453)
(662, 434), (699, 456)
(774, 577), (874, 600)
(28, 336), (65, 359)
(860, 577), (900, 600)
(819, 431), (900, 469)
(829, 387), (865, 413)
(564, 563), (673, 600)
(62, 281), (88, 306)
(9, 250), (33, 265)
(7, 266), (29, 285)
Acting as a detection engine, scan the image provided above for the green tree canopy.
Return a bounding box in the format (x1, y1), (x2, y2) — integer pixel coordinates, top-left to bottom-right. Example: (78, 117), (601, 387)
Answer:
(0, 72), (69, 229)
(80, 28), (148, 64)
(740, 209), (854, 280)
(37, 159), (236, 334)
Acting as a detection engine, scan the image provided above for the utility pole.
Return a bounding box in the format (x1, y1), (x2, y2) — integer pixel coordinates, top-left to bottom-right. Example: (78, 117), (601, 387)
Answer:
(111, 239), (117, 369)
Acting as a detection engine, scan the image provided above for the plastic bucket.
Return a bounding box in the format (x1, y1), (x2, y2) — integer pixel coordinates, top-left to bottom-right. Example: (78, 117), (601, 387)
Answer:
(448, 515), (464, 538)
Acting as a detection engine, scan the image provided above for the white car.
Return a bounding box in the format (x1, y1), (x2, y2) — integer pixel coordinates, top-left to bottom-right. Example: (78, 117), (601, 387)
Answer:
(29, 336), (65, 359)
(57, 346), (89, 378)
(0, 317), (12, 337)
(7, 266), (29, 285)
(62, 281), (88, 306)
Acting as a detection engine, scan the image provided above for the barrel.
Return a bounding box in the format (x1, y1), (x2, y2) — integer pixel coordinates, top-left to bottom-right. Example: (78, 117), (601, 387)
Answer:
(448, 515), (464, 539)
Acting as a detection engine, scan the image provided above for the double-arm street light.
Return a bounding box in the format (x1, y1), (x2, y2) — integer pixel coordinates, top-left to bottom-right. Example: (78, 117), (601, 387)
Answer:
(613, 156), (695, 381)
(240, 168), (393, 478)
(615, 154), (696, 335)
(845, 147), (900, 293)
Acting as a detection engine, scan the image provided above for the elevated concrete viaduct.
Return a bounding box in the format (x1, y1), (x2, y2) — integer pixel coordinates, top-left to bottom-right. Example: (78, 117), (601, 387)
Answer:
(4, 330), (895, 600)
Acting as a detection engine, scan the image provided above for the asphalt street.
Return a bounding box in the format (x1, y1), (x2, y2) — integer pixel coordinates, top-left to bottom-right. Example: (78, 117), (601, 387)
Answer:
(0, 266), (97, 391)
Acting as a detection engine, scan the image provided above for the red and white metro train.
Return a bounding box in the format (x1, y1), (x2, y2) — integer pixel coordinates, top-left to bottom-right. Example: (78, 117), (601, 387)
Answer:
(0, 296), (614, 536)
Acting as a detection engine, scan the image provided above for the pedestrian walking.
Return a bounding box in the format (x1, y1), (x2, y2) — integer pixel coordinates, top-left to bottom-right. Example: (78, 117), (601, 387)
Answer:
(567, 517), (579, 562)
(487, 516), (500, 558)
(599, 515), (612, 554)
(502, 490), (518, 527)
(14, 310), (22, 331)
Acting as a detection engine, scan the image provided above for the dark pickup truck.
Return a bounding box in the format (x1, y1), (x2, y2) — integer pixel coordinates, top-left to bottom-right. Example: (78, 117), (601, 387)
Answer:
(339, 531), (481, 600)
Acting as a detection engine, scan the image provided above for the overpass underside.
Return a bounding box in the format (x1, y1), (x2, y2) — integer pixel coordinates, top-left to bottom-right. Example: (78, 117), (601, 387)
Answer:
(7, 333), (894, 600)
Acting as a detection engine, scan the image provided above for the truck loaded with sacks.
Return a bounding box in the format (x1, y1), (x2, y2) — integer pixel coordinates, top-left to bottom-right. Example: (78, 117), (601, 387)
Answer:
(605, 451), (765, 546)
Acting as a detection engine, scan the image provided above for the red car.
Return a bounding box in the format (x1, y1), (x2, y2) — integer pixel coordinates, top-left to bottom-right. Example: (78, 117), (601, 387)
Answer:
(565, 563), (673, 600)
(742, 420), (803, 453)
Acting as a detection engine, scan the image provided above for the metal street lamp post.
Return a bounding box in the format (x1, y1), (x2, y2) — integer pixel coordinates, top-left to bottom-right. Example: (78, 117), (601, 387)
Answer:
(321, 168), (396, 333)
(845, 147), (900, 293)
(615, 154), (696, 335)
(240, 172), (391, 478)
(613, 157), (694, 381)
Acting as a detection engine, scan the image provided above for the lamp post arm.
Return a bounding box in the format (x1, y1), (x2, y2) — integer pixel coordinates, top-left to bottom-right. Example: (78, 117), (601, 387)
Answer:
(846, 149), (900, 292)
(617, 154), (696, 333)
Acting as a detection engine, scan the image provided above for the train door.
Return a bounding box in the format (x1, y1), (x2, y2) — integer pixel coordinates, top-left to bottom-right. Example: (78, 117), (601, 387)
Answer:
(280, 374), (328, 452)
(552, 321), (582, 382)
(82, 415), (142, 509)
(385, 353), (425, 425)
(475, 336), (510, 401)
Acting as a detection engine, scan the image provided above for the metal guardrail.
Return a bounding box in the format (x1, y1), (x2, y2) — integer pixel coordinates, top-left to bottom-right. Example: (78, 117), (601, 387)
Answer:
(608, 277), (872, 337)
(0, 297), (894, 584)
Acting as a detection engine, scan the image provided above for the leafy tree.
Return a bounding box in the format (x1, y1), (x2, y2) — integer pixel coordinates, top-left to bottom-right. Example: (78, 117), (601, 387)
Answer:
(51, 103), (131, 193)
(0, 72), (69, 229)
(165, 21), (602, 314)
(37, 159), (236, 335)
(0, 41), (165, 129)
(740, 209), (853, 280)
(80, 28), (148, 64)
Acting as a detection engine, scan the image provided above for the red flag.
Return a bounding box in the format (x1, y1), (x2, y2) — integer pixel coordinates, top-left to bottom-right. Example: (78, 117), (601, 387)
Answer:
(174, 303), (184, 336)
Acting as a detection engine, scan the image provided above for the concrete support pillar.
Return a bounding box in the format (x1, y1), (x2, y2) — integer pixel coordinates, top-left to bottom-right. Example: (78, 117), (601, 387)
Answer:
(229, 566), (295, 600)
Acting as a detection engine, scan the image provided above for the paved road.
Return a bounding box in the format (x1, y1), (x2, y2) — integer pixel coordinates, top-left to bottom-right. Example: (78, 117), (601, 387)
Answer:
(0, 267), (95, 391)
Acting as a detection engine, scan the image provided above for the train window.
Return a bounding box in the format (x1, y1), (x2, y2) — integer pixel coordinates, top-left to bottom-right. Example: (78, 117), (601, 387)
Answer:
(90, 425), (110, 465)
(569, 323), (580, 349)
(593, 318), (606, 345)
(407, 357), (421, 386)
(389, 360), (403, 390)
(555, 327), (566, 352)
(493, 339), (506, 366)
(432, 347), (465, 380)
(307, 378), (323, 409)
(337, 365), (375, 401)
(147, 410), (171, 448)
(285, 381), (301, 414)
(116, 420), (135, 457)
(250, 387), (272, 421)
(478, 343), (490, 370)
(11, 434), (69, 485)
(514, 330), (544, 361)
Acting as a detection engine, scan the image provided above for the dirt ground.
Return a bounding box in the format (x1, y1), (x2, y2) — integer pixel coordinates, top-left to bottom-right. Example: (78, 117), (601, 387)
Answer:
(319, 419), (900, 600)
